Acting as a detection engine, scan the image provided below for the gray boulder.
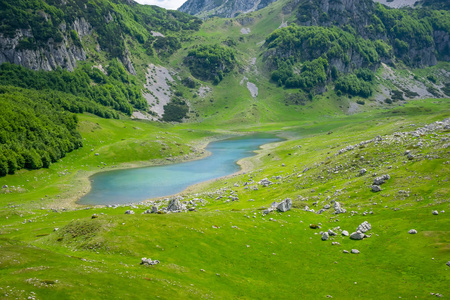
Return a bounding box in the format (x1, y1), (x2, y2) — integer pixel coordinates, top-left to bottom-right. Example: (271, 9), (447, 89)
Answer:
(259, 178), (272, 187)
(371, 185), (382, 192)
(151, 206), (159, 213)
(408, 229), (418, 234)
(432, 210), (439, 215)
(167, 199), (184, 212)
(2, 185), (8, 189)
(141, 258), (160, 266)
(359, 169), (367, 176)
(351, 249), (360, 254)
(125, 210), (135, 215)
(373, 174), (390, 185)
(322, 232), (329, 241)
(334, 202), (346, 214)
(277, 198), (292, 212)
(342, 230), (349, 236)
(350, 231), (365, 240)
(446, 261), (450, 267)
(343, 250), (349, 253)
(357, 221), (371, 233)
(328, 229), (337, 236)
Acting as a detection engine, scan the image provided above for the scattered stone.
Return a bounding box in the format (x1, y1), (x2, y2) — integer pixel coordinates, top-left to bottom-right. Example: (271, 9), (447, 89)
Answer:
(53, 228), (59, 232)
(328, 229), (337, 236)
(259, 178), (272, 187)
(95, 153), (99, 156)
(373, 174), (390, 185)
(91, 214), (99, 219)
(332, 242), (340, 246)
(351, 249), (360, 254)
(432, 210), (439, 215)
(343, 250), (349, 254)
(151, 206), (159, 213)
(277, 198), (292, 212)
(350, 231), (365, 240)
(141, 258), (160, 266)
(334, 202), (347, 214)
(341, 230), (349, 236)
(446, 261), (450, 267)
(2, 185), (8, 189)
(357, 221), (371, 233)
(167, 198), (184, 212)
(125, 210), (135, 215)
(359, 169), (367, 176)
(408, 229), (418, 234)
(322, 232), (329, 241)
(371, 185), (382, 192)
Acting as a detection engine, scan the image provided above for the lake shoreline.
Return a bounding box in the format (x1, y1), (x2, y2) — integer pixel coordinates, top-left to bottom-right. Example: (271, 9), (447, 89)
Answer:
(65, 133), (283, 208)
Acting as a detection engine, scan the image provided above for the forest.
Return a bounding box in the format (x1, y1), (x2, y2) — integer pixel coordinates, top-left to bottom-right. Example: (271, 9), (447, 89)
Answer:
(184, 44), (237, 84)
(0, 86), (83, 176)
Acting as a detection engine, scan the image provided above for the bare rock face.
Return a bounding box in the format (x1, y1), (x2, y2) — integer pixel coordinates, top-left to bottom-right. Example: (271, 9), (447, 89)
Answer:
(179, 0), (279, 18)
(0, 17), (91, 71)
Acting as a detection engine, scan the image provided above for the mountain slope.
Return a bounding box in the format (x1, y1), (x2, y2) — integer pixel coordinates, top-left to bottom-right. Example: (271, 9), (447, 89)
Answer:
(179, 0), (279, 18)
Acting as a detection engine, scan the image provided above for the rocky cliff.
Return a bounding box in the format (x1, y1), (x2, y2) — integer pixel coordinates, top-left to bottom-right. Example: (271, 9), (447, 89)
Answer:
(179, 0), (279, 18)
(292, 0), (448, 67)
(0, 18), (90, 72)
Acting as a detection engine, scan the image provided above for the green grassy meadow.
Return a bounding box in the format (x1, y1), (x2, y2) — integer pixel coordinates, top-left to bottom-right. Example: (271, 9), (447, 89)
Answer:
(1, 98), (449, 299)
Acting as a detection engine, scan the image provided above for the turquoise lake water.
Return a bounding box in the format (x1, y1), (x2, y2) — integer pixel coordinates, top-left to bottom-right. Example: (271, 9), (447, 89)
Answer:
(78, 134), (280, 205)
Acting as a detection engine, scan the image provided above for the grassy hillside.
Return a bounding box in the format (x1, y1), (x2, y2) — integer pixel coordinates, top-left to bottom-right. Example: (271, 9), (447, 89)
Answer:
(0, 98), (449, 299)
(0, 1), (449, 298)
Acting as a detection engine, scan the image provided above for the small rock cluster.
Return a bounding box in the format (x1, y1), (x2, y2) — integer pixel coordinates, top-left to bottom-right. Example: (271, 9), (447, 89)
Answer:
(140, 258), (160, 266)
(263, 198), (292, 214)
(371, 174), (390, 192)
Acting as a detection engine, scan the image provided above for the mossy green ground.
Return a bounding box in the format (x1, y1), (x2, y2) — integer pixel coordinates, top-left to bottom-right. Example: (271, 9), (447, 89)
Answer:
(1, 98), (449, 299)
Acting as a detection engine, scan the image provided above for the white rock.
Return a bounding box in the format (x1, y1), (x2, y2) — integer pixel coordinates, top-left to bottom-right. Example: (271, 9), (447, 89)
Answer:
(408, 229), (418, 234)
(357, 221), (371, 233)
(432, 210), (439, 215)
(341, 230), (349, 236)
(277, 198), (292, 212)
(350, 231), (365, 240)
(125, 210), (135, 214)
(322, 232), (329, 241)
(351, 249), (360, 254)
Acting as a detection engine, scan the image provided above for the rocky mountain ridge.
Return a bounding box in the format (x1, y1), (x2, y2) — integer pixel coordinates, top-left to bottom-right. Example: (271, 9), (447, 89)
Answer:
(179, 0), (278, 18)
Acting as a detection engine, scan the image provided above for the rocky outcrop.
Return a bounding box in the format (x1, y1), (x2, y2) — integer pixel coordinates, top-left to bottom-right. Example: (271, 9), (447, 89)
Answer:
(179, 0), (279, 18)
(0, 18), (92, 71)
(293, 0), (444, 67)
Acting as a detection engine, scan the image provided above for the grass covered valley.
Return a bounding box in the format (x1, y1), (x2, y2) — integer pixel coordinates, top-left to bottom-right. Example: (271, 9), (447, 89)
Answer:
(0, 0), (449, 299)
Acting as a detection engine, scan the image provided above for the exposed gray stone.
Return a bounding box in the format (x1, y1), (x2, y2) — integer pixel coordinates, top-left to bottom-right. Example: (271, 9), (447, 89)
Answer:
(350, 231), (365, 240)
(125, 210), (135, 215)
(432, 210), (439, 215)
(357, 221), (371, 233)
(277, 198), (292, 212)
(373, 174), (390, 185)
(334, 202), (347, 214)
(259, 178), (272, 187)
(408, 229), (418, 234)
(140, 258), (160, 266)
(328, 229), (337, 236)
(351, 249), (360, 254)
(359, 169), (367, 176)
(167, 199), (185, 212)
(371, 185), (382, 192)
(322, 232), (329, 241)
(342, 230), (349, 236)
